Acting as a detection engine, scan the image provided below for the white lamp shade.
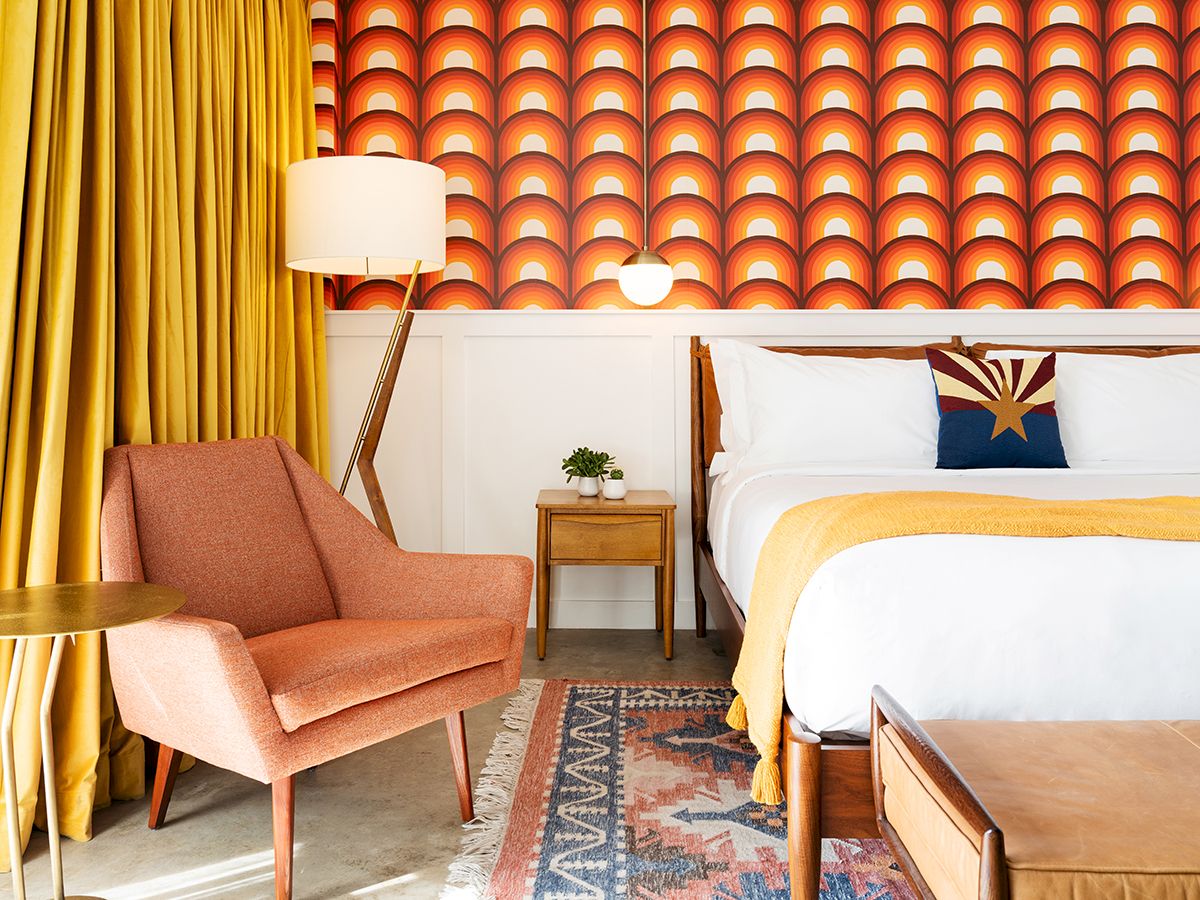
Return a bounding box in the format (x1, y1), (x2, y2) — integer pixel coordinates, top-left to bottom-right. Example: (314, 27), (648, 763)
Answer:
(617, 249), (673, 307)
(286, 156), (446, 275)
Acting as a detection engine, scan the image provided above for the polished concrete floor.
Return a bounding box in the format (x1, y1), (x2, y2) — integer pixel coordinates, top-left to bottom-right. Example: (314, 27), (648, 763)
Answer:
(9, 629), (729, 899)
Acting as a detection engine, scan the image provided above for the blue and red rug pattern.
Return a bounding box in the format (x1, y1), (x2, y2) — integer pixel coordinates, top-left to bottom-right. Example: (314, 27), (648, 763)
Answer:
(482, 681), (914, 900)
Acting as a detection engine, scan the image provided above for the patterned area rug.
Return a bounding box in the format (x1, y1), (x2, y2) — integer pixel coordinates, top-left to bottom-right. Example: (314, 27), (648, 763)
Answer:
(445, 680), (914, 899)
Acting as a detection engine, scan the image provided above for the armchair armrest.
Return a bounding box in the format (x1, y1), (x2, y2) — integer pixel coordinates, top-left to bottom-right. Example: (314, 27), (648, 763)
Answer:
(335, 551), (534, 628)
(273, 436), (534, 670)
(333, 550), (534, 686)
(106, 613), (284, 783)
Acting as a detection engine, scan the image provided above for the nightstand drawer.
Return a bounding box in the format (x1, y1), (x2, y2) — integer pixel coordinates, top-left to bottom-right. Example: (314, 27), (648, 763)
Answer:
(550, 514), (662, 562)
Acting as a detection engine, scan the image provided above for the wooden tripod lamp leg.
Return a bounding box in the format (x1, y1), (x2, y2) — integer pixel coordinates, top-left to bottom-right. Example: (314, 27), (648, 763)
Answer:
(337, 264), (421, 545)
(354, 309), (412, 544)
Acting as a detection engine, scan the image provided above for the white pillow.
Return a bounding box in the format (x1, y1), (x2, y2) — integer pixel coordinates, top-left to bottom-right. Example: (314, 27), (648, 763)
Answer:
(985, 350), (1200, 466)
(707, 339), (753, 475)
(720, 342), (939, 470)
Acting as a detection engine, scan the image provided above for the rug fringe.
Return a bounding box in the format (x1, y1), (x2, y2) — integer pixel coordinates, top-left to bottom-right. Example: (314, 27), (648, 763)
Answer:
(441, 678), (545, 900)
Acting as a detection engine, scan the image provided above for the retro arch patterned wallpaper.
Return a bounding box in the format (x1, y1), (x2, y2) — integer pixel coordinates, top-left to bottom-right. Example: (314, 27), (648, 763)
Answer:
(311, 0), (1200, 310)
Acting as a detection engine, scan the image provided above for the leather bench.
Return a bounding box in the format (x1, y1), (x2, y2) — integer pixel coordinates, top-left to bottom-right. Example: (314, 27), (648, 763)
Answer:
(870, 687), (1200, 900)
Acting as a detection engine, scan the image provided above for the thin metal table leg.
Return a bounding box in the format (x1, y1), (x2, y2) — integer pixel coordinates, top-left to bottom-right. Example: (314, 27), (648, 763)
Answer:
(40, 635), (67, 900)
(2, 637), (28, 900)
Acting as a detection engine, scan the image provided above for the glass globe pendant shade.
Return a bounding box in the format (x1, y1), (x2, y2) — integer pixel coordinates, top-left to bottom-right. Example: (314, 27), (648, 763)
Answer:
(617, 249), (673, 307)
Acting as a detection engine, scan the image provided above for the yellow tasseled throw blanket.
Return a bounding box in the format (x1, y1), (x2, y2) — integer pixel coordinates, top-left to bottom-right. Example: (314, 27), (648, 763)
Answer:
(725, 491), (1200, 804)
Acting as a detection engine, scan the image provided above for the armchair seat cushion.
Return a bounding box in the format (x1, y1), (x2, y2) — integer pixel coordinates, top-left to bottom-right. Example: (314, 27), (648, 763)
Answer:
(246, 617), (513, 732)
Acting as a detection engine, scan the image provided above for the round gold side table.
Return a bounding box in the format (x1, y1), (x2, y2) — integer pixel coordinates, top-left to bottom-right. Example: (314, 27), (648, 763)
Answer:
(0, 582), (184, 900)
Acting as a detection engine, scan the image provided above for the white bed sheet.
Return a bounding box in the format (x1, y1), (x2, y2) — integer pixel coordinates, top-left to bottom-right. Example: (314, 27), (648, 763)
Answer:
(709, 464), (1200, 736)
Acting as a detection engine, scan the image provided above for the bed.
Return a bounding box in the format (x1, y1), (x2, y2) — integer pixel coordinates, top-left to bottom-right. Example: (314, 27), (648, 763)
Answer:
(687, 336), (1200, 900)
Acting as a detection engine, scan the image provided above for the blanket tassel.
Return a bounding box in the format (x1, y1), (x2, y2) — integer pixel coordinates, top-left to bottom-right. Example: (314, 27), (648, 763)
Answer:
(751, 756), (783, 805)
(726, 693), (748, 730)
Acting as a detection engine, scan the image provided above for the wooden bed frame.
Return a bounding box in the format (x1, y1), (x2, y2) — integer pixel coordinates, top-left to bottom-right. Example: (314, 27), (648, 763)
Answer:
(688, 336), (880, 900)
(688, 334), (1200, 899)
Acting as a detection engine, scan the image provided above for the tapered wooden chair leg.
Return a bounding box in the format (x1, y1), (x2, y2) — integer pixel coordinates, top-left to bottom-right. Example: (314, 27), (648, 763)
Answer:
(446, 711), (474, 822)
(273, 776), (295, 900)
(148, 744), (183, 830)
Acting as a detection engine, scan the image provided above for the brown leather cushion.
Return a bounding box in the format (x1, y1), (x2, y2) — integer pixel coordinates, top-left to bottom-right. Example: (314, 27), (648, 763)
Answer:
(881, 719), (1200, 900)
(695, 338), (966, 467)
(969, 342), (1200, 359)
(246, 617), (512, 732)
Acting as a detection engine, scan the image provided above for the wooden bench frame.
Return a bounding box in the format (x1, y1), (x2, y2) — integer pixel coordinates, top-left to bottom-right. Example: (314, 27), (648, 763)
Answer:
(870, 686), (1009, 900)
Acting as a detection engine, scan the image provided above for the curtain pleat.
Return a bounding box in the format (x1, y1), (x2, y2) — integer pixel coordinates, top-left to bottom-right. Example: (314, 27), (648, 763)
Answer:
(0, 0), (328, 869)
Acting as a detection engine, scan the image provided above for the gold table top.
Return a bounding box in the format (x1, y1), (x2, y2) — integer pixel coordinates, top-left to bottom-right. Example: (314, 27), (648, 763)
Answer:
(0, 582), (184, 639)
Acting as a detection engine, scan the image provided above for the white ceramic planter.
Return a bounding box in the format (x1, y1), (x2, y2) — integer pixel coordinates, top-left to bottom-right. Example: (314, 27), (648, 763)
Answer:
(602, 479), (627, 500)
(576, 476), (600, 497)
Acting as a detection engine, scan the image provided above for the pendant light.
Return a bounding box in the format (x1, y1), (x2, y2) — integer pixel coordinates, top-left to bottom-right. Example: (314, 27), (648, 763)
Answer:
(618, 0), (673, 306)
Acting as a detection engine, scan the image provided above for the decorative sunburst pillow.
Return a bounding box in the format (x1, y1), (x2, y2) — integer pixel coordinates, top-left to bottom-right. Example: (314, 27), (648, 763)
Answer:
(925, 349), (1068, 469)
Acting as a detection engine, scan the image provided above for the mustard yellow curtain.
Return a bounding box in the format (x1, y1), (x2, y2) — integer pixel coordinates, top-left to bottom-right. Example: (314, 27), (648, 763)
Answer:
(0, 0), (328, 869)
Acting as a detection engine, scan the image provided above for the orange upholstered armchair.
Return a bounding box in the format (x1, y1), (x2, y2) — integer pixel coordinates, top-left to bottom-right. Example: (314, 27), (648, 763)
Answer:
(99, 437), (532, 899)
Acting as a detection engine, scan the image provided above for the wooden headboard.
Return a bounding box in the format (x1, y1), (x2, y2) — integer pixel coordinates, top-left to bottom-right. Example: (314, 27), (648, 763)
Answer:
(688, 335), (965, 553)
(687, 335), (1200, 553)
(690, 337), (972, 469)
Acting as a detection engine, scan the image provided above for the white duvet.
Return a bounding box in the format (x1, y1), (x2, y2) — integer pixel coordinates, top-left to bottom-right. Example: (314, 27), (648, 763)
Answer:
(710, 465), (1200, 737)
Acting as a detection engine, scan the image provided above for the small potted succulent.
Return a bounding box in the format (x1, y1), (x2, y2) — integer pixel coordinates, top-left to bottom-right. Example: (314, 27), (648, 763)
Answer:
(602, 468), (627, 500)
(561, 447), (615, 497)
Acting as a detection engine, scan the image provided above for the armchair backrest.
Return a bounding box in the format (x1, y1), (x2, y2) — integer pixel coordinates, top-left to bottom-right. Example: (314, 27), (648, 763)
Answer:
(101, 437), (337, 637)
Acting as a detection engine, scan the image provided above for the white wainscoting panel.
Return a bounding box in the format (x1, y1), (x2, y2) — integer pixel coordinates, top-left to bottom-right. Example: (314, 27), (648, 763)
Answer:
(325, 309), (1200, 629)
(466, 334), (661, 627)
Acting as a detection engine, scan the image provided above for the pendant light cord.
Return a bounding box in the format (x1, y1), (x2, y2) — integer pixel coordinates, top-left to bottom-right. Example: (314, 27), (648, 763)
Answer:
(641, 0), (649, 252)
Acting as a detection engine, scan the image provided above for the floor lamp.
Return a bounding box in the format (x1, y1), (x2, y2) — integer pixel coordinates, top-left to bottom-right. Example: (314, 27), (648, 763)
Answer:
(286, 156), (446, 543)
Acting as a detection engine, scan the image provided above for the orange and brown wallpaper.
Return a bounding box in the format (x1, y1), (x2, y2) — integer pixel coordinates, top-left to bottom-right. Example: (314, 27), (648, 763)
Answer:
(311, 0), (1200, 310)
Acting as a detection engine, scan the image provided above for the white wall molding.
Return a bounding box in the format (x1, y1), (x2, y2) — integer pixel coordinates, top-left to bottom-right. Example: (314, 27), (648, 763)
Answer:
(326, 307), (1200, 340)
(325, 309), (1200, 629)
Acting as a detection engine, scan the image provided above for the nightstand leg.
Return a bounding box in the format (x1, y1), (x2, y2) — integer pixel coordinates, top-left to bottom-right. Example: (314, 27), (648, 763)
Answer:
(654, 567), (664, 632)
(663, 510), (675, 659)
(536, 508), (549, 659)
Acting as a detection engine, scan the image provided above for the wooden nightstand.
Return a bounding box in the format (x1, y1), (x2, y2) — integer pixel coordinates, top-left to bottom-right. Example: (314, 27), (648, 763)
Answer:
(535, 489), (677, 659)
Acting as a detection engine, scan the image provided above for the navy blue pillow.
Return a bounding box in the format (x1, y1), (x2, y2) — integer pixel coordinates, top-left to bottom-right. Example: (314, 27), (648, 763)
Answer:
(926, 349), (1068, 469)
